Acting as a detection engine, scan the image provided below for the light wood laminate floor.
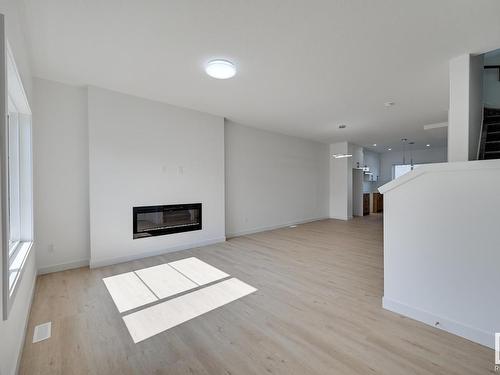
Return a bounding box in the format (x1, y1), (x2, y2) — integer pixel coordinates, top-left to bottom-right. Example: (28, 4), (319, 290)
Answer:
(19, 216), (495, 374)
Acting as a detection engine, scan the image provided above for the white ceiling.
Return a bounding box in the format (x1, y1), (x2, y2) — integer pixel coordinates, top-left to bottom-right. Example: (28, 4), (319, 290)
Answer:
(19, 0), (500, 149)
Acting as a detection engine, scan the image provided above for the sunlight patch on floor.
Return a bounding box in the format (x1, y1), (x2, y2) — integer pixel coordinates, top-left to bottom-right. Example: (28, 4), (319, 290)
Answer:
(103, 272), (158, 312)
(135, 263), (198, 299)
(123, 278), (257, 343)
(102, 257), (257, 342)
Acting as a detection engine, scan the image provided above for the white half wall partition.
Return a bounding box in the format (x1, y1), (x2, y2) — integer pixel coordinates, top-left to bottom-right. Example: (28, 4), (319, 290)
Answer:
(379, 159), (500, 349)
(88, 87), (226, 267)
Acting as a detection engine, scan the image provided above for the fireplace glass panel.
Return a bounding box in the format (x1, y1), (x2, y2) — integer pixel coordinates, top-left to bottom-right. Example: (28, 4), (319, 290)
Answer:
(133, 204), (202, 239)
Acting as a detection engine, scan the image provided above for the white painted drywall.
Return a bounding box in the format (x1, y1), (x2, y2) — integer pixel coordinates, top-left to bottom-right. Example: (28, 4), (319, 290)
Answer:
(468, 54), (483, 160)
(33, 78), (90, 273)
(362, 149), (380, 193)
(348, 144), (363, 218)
(224, 121), (329, 236)
(0, 2), (37, 375)
(448, 55), (470, 162)
(329, 142), (349, 220)
(352, 169), (363, 217)
(88, 87), (225, 267)
(378, 147), (447, 186)
(380, 159), (500, 349)
(484, 49), (500, 108)
(448, 54), (484, 162)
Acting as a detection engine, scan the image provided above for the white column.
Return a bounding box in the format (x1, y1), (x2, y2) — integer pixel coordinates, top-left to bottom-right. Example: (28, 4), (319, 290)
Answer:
(329, 142), (363, 220)
(329, 142), (349, 220)
(448, 54), (483, 162)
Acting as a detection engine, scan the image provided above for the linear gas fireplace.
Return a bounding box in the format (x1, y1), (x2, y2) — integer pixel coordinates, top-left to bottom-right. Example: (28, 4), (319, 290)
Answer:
(133, 203), (202, 239)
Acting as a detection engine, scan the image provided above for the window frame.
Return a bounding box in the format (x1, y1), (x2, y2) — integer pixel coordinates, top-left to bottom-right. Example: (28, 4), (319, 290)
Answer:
(1, 32), (33, 320)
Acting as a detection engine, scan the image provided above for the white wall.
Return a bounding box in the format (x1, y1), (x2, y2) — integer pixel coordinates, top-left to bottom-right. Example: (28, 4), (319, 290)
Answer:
(352, 169), (363, 217)
(329, 142), (349, 220)
(348, 143), (363, 217)
(33, 78), (90, 273)
(329, 142), (364, 220)
(468, 54), (483, 160)
(380, 160), (500, 349)
(378, 147), (447, 186)
(363, 149), (380, 193)
(483, 49), (500, 108)
(225, 121), (329, 236)
(88, 87), (225, 267)
(0, 2), (37, 375)
(448, 54), (484, 162)
(448, 54), (470, 162)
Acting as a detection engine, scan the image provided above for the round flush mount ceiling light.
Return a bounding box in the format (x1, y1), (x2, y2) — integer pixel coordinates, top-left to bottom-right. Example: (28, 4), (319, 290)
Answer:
(384, 101), (395, 108)
(205, 59), (236, 79)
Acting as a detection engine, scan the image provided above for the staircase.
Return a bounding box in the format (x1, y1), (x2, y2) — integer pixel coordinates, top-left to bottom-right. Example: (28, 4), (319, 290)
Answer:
(479, 107), (500, 160)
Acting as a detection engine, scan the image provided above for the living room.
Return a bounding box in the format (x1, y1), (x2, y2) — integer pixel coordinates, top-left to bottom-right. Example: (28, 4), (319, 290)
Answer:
(1, 1), (499, 374)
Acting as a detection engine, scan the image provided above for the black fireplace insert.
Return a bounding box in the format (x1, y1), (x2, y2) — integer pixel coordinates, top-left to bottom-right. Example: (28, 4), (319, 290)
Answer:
(133, 203), (202, 239)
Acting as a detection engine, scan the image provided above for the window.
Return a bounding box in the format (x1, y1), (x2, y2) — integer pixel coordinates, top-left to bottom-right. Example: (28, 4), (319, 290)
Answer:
(393, 164), (413, 179)
(393, 163), (429, 180)
(2, 40), (33, 319)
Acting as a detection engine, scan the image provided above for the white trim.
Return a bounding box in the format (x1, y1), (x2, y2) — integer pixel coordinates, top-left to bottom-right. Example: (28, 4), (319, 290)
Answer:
(383, 297), (494, 349)
(90, 237), (226, 268)
(328, 215), (351, 221)
(14, 259), (36, 375)
(8, 241), (33, 298)
(226, 217), (329, 238)
(495, 333), (500, 365)
(378, 159), (500, 194)
(37, 259), (90, 275)
(6, 40), (30, 115)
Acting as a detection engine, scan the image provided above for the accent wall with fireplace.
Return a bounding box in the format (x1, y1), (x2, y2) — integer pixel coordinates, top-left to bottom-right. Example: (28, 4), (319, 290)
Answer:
(88, 87), (225, 267)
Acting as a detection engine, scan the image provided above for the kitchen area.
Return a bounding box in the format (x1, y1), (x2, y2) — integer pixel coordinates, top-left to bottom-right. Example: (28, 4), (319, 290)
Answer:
(353, 148), (383, 217)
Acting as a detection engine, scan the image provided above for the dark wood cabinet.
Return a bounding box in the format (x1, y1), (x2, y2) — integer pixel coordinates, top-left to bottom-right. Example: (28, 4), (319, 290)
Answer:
(363, 193), (370, 216)
(373, 193), (383, 213)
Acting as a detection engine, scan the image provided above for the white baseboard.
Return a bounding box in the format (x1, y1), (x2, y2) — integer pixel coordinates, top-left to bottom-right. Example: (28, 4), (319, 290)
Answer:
(38, 259), (90, 275)
(90, 237), (226, 268)
(382, 297), (494, 349)
(226, 217), (329, 238)
(329, 215), (350, 221)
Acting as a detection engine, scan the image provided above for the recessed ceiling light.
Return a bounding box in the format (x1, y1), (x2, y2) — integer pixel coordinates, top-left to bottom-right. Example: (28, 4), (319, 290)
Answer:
(384, 101), (395, 107)
(373, 144), (377, 147)
(338, 124), (347, 129)
(205, 59), (236, 79)
(426, 144), (430, 147)
(388, 148), (392, 151)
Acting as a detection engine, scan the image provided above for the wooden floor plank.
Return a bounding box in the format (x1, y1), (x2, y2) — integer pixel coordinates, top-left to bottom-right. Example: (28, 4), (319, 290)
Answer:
(19, 215), (495, 374)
